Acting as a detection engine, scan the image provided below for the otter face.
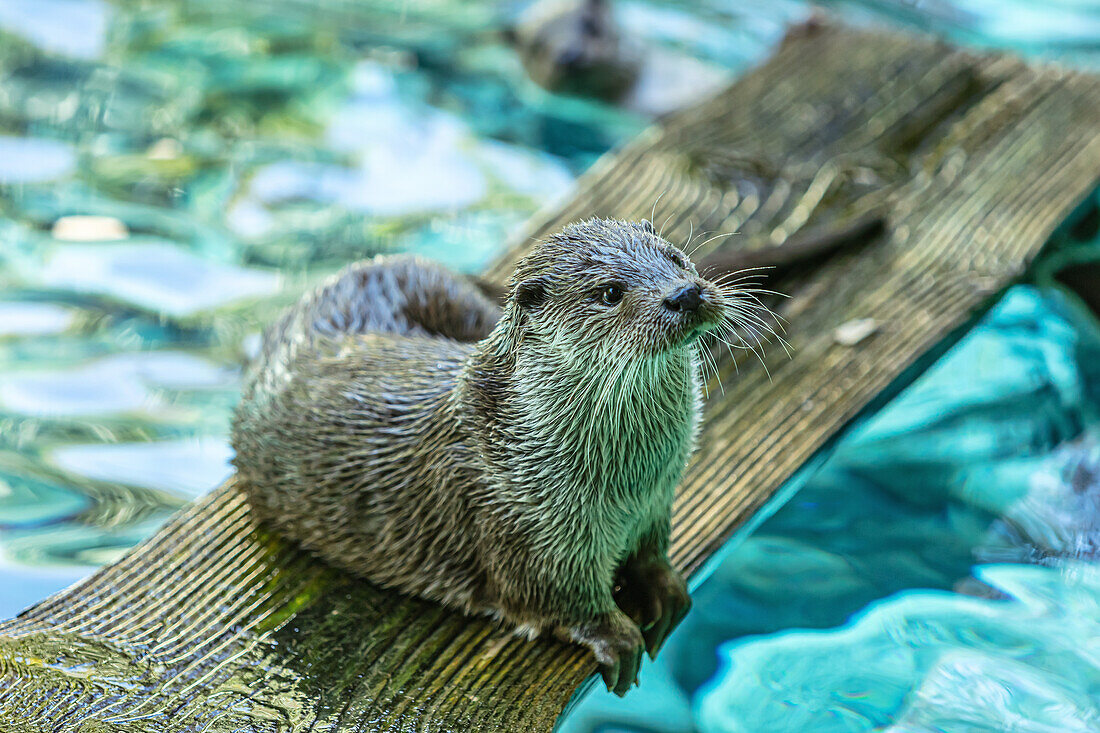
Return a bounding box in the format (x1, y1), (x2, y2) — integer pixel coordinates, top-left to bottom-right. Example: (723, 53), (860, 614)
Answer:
(509, 218), (727, 360)
(513, 0), (640, 100)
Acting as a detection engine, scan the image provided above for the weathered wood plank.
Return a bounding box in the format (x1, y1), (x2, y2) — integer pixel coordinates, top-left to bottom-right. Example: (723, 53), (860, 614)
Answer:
(3, 22), (1100, 732)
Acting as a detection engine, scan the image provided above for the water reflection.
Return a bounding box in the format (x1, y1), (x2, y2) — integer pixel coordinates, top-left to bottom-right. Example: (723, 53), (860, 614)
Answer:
(50, 437), (233, 498)
(699, 563), (1100, 732)
(0, 0), (110, 60)
(38, 241), (282, 317)
(0, 135), (76, 184)
(0, 303), (74, 337)
(0, 351), (230, 416)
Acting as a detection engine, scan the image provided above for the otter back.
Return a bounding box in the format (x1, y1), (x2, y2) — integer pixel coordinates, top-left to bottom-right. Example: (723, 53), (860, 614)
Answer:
(233, 256), (503, 612)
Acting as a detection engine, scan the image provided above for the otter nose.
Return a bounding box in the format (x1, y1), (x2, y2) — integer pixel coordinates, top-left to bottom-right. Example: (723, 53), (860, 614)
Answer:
(663, 284), (703, 313)
(557, 45), (584, 69)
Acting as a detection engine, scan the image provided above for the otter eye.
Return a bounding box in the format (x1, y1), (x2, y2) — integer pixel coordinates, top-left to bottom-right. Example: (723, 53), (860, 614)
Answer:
(600, 284), (624, 305)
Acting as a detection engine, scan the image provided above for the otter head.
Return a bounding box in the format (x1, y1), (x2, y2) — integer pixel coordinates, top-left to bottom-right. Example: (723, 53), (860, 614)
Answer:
(511, 0), (640, 100)
(505, 218), (726, 362)
(467, 218), (750, 495)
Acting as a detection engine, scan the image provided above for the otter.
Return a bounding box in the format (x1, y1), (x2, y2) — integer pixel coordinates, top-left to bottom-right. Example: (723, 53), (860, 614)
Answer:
(232, 215), (879, 694)
(508, 0), (641, 101)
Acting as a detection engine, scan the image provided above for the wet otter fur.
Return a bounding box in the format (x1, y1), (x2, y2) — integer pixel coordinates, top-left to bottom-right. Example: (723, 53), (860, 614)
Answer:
(232, 219), (740, 695)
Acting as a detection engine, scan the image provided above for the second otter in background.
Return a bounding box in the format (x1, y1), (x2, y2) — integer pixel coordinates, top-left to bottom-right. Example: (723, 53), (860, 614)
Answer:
(509, 0), (641, 100)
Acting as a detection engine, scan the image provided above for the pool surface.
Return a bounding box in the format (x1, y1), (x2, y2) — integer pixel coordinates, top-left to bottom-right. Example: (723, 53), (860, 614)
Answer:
(1, 1), (1100, 731)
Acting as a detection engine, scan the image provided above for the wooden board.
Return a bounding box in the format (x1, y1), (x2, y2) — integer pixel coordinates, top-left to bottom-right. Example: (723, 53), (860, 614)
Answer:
(3, 22), (1100, 732)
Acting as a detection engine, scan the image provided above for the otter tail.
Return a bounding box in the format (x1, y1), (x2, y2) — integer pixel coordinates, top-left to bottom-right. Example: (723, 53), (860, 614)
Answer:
(248, 255), (502, 391)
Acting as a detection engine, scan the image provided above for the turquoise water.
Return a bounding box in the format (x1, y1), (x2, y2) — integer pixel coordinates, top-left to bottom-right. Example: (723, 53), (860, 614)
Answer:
(1, 1), (1100, 731)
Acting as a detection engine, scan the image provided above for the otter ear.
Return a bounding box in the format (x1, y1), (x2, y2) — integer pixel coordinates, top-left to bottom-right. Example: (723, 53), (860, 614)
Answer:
(640, 219), (656, 234)
(515, 277), (549, 311)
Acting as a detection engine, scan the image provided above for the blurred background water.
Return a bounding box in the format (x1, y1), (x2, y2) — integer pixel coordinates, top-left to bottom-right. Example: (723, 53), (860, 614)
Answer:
(1, 1), (1099, 731)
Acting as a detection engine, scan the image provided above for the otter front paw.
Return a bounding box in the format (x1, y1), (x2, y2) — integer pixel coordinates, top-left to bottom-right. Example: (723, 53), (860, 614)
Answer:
(564, 610), (645, 697)
(614, 558), (691, 659)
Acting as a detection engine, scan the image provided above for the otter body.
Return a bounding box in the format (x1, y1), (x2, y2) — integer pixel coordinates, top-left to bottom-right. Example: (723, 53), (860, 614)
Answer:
(235, 257), (499, 607)
(233, 219), (730, 694)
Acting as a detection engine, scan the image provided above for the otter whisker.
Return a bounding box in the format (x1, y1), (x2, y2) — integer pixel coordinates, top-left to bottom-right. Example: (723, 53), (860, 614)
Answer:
(650, 190), (667, 228)
(712, 264), (776, 276)
(702, 340), (722, 395)
(689, 231), (737, 259)
(684, 227), (708, 255)
(711, 330), (754, 352)
(705, 264), (776, 283)
(725, 293), (790, 338)
(740, 328), (773, 382)
(695, 345), (712, 396)
(717, 283), (791, 301)
(659, 211), (677, 240)
(712, 279), (772, 296)
(726, 317), (790, 359)
(710, 274), (786, 294)
(721, 287), (788, 323)
(718, 312), (774, 356)
(722, 301), (781, 339)
(695, 343), (715, 399)
(730, 301), (783, 336)
(708, 333), (743, 375)
(724, 312), (791, 362)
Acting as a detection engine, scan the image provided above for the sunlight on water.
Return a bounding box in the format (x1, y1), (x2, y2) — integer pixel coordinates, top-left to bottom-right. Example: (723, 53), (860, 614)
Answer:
(0, 135), (77, 184)
(0, 0), (111, 60)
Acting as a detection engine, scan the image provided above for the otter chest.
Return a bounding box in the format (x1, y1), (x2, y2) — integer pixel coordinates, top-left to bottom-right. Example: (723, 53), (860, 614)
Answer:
(585, 405), (695, 545)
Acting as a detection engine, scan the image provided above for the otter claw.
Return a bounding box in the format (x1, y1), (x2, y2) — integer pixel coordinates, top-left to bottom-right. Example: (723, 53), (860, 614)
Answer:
(600, 632), (642, 696)
(569, 612), (645, 697)
(600, 659), (619, 692)
(615, 558), (691, 660)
